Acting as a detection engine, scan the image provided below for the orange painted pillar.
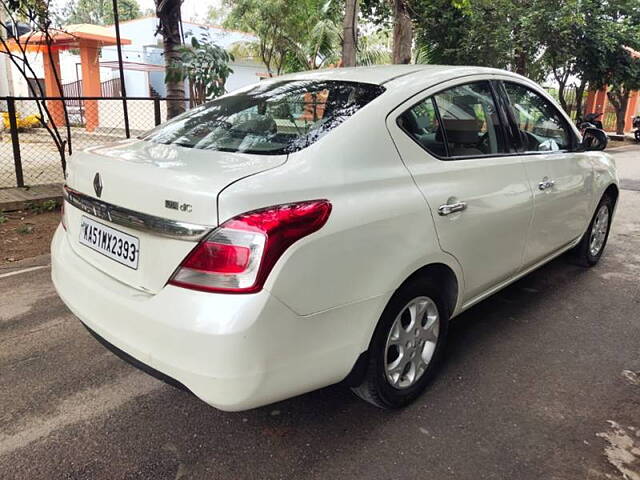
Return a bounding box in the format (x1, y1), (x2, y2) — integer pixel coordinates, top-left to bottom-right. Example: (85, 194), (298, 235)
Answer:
(593, 87), (608, 114)
(624, 90), (639, 132)
(585, 90), (597, 114)
(42, 47), (65, 127)
(79, 40), (101, 132)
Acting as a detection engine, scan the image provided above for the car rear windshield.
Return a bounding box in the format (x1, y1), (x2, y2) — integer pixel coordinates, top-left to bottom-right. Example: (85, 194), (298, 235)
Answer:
(141, 80), (385, 155)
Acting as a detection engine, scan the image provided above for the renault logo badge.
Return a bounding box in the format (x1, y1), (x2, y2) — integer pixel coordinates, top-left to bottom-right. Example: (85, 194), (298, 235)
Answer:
(93, 173), (103, 198)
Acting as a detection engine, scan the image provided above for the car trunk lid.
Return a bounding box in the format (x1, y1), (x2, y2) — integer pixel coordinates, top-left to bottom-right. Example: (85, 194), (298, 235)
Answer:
(63, 139), (286, 293)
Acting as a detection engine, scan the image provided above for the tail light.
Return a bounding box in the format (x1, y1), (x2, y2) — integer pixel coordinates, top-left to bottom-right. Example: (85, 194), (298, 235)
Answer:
(169, 200), (332, 294)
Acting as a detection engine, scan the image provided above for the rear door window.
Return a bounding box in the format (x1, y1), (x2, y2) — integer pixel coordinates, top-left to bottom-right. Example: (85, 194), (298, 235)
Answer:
(397, 97), (447, 157)
(142, 80), (384, 155)
(398, 81), (507, 159)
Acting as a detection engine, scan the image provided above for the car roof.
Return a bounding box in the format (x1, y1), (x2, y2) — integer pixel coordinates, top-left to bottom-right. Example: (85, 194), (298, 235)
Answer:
(272, 65), (522, 87)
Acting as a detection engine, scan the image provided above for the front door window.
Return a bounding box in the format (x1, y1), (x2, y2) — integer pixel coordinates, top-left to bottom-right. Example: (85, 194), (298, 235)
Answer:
(502, 82), (572, 152)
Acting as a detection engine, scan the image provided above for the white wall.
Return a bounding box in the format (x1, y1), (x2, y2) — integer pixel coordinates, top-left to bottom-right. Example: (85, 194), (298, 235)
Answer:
(99, 17), (265, 96)
(0, 55), (11, 96)
(9, 53), (42, 97)
(2, 17), (265, 100)
(226, 61), (264, 92)
(98, 98), (165, 132)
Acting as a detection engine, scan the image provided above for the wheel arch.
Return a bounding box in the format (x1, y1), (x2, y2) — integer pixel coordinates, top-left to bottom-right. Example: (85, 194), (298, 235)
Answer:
(366, 258), (462, 352)
(343, 260), (461, 388)
(603, 183), (619, 205)
(400, 263), (460, 319)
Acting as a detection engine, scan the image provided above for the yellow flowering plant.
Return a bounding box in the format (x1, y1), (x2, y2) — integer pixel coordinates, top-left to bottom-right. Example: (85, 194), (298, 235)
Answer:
(1, 112), (43, 130)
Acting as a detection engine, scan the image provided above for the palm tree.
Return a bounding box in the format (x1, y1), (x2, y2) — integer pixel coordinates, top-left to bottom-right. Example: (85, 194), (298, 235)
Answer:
(413, 44), (432, 64)
(155, 0), (185, 118)
(342, 0), (358, 67)
(357, 31), (391, 66)
(391, 0), (412, 64)
(288, 18), (341, 70)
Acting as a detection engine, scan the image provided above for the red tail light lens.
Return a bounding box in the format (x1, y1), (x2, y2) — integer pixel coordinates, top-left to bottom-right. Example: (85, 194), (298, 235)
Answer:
(169, 200), (332, 293)
(182, 242), (251, 274)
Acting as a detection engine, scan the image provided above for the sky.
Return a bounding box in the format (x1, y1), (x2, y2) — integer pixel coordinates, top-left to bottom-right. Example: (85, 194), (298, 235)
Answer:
(136, 0), (223, 24)
(49, 0), (225, 25)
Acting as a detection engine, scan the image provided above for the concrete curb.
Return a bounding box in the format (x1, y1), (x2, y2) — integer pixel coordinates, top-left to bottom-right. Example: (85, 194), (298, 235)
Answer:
(0, 253), (51, 275)
(0, 183), (63, 212)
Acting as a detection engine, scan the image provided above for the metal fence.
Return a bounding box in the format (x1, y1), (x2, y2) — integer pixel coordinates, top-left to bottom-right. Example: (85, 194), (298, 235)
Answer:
(602, 101), (618, 132)
(62, 79), (123, 100)
(0, 96), (183, 189)
(543, 85), (589, 122)
(543, 86), (620, 132)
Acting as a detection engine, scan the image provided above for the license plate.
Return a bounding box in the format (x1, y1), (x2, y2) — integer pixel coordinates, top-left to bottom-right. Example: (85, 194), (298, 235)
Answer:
(79, 216), (140, 269)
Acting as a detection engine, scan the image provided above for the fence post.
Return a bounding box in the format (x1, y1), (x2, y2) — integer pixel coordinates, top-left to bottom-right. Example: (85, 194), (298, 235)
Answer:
(6, 97), (24, 188)
(153, 98), (161, 126)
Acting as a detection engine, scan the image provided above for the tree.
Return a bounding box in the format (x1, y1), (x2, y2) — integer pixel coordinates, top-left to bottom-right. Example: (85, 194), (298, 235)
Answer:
(166, 33), (233, 106)
(410, 0), (640, 129)
(224, 0), (341, 75)
(357, 30), (391, 65)
(411, 0), (545, 80)
(581, 44), (640, 134)
(361, 0), (412, 64)
(0, 0), (70, 173)
(603, 51), (640, 134)
(391, 0), (411, 64)
(342, 0), (358, 67)
(58, 0), (142, 26)
(155, 0), (185, 118)
(224, 0), (296, 76)
(287, 17), (341, 70)
(576, 0), (640, 133)
(534, 0), (589, 118)
(206, 4), (230, 25)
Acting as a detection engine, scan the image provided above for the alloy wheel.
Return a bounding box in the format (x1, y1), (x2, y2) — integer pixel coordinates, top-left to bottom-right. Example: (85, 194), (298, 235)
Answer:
(589, 204), (609, 257)
(384, 296), (440, 389)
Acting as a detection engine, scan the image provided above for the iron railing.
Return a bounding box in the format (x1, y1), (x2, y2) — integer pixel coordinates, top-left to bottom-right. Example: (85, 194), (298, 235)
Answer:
(0, 96), (186, 188)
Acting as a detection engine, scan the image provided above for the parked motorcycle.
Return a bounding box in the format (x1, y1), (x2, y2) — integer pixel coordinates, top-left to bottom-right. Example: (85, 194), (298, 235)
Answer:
(579, 112), (604, 130)
(578, 112), (607, 151)
(633, 115), (640, 143)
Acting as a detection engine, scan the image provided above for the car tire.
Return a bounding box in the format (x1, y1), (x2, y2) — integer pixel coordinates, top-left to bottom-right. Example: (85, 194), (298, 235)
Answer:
(573, 194), (614, 267)
(351, 276), (449, 409)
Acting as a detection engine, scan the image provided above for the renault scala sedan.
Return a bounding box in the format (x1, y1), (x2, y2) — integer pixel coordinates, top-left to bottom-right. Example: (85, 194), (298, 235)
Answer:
(52, 65), (618, 411)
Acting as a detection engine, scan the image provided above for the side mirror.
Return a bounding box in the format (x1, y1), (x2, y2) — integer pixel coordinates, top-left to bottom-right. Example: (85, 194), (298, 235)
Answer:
(580, 127), (608, 151)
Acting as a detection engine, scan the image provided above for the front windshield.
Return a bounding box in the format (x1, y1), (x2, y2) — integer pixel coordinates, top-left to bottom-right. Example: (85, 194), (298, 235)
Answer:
(142, 80), (385, 155)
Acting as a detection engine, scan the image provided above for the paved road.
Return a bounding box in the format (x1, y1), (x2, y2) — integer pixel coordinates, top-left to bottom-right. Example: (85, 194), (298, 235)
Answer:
(1, 148), (639, 479)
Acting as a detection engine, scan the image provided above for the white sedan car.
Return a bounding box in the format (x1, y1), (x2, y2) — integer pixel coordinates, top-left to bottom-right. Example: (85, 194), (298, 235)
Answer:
(52, 65), (618, 411)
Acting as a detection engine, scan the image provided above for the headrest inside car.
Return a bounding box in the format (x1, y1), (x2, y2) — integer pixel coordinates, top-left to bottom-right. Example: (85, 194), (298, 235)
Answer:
(415, 115), (432, 130)
(399, 112), (420, 133)
(442, 119), (483, 144)
(452, 95), (479, 107)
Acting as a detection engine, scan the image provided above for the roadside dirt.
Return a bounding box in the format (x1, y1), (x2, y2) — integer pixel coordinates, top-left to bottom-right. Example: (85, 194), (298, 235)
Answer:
(607, 139), (630, 149)
(0, 208), (60, 264)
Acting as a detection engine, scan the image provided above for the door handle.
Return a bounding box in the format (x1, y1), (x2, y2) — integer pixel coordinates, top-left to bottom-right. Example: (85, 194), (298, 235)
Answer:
(438, 201), (467, 216)
(538, 179), (555, 191)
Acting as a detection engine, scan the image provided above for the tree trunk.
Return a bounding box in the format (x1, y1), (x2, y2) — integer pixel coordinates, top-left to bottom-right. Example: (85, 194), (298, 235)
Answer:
(391, 0), (412, 64)
(557, 81), (568, 113)
(156, 0), (185, 119)
(342, 0), (358, 67)
(574, 79), (587, 123)
(551, 66), (567, 113)
(607, 89), (630, 135)
(513, 47), (527, 76)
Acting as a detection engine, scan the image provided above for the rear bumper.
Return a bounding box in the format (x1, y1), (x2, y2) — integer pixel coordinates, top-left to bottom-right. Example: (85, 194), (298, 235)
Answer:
(80, 320), (190, 392)
(51, 225), (382, 411)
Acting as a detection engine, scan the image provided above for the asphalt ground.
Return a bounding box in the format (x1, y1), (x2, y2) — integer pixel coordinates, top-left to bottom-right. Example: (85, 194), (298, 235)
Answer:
(1, 147), (639, 479)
